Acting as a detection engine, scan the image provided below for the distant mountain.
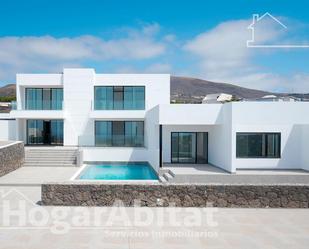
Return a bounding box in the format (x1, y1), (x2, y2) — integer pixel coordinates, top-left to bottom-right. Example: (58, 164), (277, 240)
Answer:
(171, 76), (309, 102)
(170, 76), (273, 102)
(1, 77), (308, 103)
(0, 84), (16, 97)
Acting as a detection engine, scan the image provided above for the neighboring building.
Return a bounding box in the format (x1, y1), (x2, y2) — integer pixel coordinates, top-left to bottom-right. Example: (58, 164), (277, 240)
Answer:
(243, 95), (300, 102)
(202, 93), (234, 104)
(0, 68), (309, 173)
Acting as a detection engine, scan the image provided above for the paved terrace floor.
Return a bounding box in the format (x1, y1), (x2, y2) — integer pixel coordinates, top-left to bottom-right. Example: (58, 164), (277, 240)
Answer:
(0, 164), (308, 248)
(163, 164), (309, 184)
(0, 167), (79, 186)
(0, 140), (15, 147)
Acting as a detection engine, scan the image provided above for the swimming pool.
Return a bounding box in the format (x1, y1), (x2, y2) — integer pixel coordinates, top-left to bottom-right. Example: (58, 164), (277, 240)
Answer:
(77, 162), (158, 180)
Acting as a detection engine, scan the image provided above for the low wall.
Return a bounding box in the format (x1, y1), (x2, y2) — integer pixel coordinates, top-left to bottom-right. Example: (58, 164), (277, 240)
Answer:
(42, 183), (309, 208)
(0, 141), (24, 177)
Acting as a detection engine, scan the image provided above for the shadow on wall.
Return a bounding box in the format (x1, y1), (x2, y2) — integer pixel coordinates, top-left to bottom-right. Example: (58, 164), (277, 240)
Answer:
(209, 104), (233, 172)
(8, 120), (16, 140)
(278, 124), (303, 169)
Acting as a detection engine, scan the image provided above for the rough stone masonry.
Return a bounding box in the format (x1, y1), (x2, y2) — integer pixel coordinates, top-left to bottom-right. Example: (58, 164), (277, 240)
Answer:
(42, 183), (309, 208)
(0, 142), (24, 177)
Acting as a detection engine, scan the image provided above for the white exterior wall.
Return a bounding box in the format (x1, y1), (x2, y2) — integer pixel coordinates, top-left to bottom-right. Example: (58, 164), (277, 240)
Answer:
(300, 125), (309, 171)
(0, 115), (16, 141)
(230, 102), (309, 171)
(63, 69), (95, 146)
(160, 104), (233, 172)
(65, 71), (169, 170)
(160, 102), (309, 172)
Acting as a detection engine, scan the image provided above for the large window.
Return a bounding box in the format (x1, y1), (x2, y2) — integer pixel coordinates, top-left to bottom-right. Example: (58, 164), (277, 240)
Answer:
(95, 121), (144, 147)
(26, 88), (63, 110)
(236, 133), (281, 158)
(171, 132), (208, 164)
(94, 86), (145, 110)
(27, 120), (63, 145)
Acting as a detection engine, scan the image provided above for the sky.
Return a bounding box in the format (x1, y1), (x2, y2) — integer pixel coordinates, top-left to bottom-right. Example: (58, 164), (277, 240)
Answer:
(0, 0), (309, 92)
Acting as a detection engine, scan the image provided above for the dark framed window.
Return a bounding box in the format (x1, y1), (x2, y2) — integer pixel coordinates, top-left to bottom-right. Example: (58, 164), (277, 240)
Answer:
(94, 86), (145, 110)
(25, 88), (63, 110)
(95, 121), (144, 147)
(26, 119), (63, 145)
(171, 132), (208, 164)
(236, 133), (281, 158)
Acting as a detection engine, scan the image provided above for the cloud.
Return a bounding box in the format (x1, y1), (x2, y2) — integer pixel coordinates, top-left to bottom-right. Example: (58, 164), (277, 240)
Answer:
(184, 18), (309, 92)
(0, 23), (166, 83)
(112, 63), (172, 74)
(0, 19), (308, 92)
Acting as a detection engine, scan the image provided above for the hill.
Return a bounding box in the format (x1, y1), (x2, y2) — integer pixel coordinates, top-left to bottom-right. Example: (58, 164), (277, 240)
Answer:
(170, 76), (272, 102)
(1, 77), (308, 103)
(0, 84), (16, 97)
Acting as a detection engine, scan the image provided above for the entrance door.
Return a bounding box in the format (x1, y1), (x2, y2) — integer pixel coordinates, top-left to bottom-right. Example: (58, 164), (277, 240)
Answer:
(43, 121), (51, 144)
(171, 132), (208, 164)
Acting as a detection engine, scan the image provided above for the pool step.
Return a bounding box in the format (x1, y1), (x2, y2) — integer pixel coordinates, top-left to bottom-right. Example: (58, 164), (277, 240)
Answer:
(163, 172), (174, 182)
(159, 176), (167, 183)
(158, 169), (175, 183)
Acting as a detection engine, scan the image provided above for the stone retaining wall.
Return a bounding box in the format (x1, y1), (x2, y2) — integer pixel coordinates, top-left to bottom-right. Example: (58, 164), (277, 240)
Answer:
(0, 142), (24, 177)
(42, 183), (309, 208)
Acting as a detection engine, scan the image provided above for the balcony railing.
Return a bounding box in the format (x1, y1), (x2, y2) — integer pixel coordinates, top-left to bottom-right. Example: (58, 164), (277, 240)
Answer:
(11, 101), (17, 110)
(92, 100), (145, 110)
(78, 135), (144, 147)
(10, 101), (64, 111)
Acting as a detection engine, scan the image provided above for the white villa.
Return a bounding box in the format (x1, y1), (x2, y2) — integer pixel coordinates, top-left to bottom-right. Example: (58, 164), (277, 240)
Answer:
(0, 68), (309, 173)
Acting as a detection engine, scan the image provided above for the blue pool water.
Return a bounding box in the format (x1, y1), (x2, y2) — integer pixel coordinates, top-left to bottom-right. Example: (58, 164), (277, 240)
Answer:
(78, 163), (158, 180)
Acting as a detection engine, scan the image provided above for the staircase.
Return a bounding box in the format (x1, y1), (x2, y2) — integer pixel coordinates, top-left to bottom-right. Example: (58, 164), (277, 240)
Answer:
(24, 147), (78, 167)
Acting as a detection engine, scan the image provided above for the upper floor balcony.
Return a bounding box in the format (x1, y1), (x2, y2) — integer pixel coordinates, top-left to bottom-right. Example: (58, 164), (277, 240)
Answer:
(93, 86), (145, 110)
(90, 86), (146, 119)
(11, 100), (63, 111)
(10, 87), (64, 118)
(10, 100), (64, 119)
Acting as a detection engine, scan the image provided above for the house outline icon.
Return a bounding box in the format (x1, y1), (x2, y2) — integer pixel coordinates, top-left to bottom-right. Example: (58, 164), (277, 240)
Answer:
(247, 12), (309, 48)
(0, 188), (37, 206)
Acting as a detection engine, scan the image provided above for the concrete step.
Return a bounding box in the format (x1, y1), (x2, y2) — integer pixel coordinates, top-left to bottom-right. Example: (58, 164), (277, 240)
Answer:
(24, 148), (78, 167)
(25, 161), (76, 164)
(23, 161), (77, 165)
(159, 176), (167, 183)
(23, 163), (77, 167)
(26, 151), (77, 154)
(25, 156), (77, 159)
(26, 152), (77, 155)
(163, 172), (174, 182)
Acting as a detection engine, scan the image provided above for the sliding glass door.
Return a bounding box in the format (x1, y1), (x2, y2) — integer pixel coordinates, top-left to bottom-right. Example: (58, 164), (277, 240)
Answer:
(95, 121), (144, 147)
(50, 120), (64, 145)
(27, 120), (44, 145)
(27, 120), (63, 145)
(171, 132), (208, 164)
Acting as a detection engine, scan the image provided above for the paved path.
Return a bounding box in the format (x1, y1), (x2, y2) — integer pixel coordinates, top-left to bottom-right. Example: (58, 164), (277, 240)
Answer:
(0, 186), (308, 249)
(0, 167), (79, 185)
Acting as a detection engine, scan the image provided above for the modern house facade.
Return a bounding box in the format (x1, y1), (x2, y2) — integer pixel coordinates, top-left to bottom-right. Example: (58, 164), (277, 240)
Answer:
(1, 68), (309, 173)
